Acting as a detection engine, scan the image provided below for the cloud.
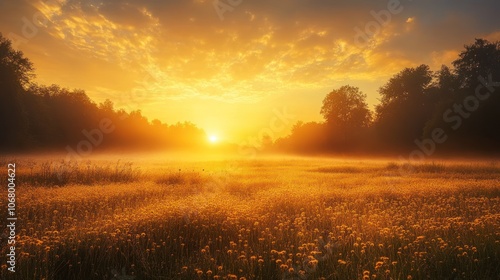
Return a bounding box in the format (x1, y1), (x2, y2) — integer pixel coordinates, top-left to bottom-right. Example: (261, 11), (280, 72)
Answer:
(32, 0), (160, 69)
(2, 0), (500, 106)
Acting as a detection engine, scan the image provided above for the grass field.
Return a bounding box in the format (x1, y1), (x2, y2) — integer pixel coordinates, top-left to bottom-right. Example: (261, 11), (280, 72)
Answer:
(1, 156), (500, 280)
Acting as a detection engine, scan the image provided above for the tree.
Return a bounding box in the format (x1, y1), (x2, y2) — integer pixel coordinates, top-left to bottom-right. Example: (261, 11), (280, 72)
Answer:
(377, 64), (432, 109)
(434, 65), (460, 94)
(0, 33), (34, 150)
(99, 99), (115, 113)
(320, 85), (371, 129)
(453, 38), (500, 89)
(0, 34), (213, 152)
(375, 65), (434, 148)
(273, 121), (329, 153)
(0, 33), (34, 87)
(425, 39), (500, 150)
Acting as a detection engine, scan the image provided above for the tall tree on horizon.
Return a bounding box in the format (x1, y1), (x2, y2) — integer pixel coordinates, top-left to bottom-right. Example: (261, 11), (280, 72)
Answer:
(320, 85), (371, 129)
(453, 38), (500, 89)
(375, 64), (434, 149)
(0, 33), (34, 150)
(425, 39), (500, 149)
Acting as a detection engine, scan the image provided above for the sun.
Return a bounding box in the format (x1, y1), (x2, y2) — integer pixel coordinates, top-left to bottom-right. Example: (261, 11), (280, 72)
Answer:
(208, 134), (218, 144)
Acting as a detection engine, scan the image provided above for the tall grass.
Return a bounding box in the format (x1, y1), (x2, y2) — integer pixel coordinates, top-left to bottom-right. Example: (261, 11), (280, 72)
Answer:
(12, 159), (141, 186)
(1, 158), (499, 279)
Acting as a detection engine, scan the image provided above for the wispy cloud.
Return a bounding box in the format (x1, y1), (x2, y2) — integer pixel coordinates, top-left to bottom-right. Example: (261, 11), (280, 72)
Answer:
(24, 0), (430, 104)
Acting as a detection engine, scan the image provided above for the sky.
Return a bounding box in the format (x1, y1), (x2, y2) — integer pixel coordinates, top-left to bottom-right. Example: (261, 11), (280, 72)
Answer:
(1, 0), (499, 143)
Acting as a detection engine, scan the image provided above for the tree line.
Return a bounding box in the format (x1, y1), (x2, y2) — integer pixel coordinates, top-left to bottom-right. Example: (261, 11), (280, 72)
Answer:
(0, 33), (207, 153)
(271, 38), (500, 156)
(1, 33), (499, 156)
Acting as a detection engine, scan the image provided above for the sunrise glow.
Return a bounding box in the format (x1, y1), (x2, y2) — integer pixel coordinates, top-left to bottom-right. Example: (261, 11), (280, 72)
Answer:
(1, 1), (496, 142)
(1, 1), (500, 279)
(208, 134), (218, 144)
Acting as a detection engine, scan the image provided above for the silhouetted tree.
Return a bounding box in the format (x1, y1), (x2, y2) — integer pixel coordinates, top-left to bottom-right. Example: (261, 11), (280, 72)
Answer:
(0, 33), (33, 150)
(434, 65), (460, 94)
(273, 39), (500, 155)
(453, 39), (500, 89)
(320, 85), (371, 129)
(0, 34), (210, 152)
(375, 64), (434, 149)
(273, 121), (329, 153)
(3, 32), (500, 155)
(425, 39), (500, 151)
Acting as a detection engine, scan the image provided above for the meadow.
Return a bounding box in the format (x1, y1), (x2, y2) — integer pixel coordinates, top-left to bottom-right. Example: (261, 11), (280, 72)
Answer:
(1, 155), (499, 280)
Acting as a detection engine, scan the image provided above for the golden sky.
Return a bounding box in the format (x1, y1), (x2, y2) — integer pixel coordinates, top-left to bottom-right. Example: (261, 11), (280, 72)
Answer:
(1, 0), (499, 143)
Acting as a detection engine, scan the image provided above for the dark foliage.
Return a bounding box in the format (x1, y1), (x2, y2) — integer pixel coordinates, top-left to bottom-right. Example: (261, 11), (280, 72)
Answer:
(0, 33), (207, 153)
(274, 38), (500, 155)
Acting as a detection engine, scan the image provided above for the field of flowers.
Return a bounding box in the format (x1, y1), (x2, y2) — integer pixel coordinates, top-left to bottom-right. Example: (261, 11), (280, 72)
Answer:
(1, 156), (499, 280)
